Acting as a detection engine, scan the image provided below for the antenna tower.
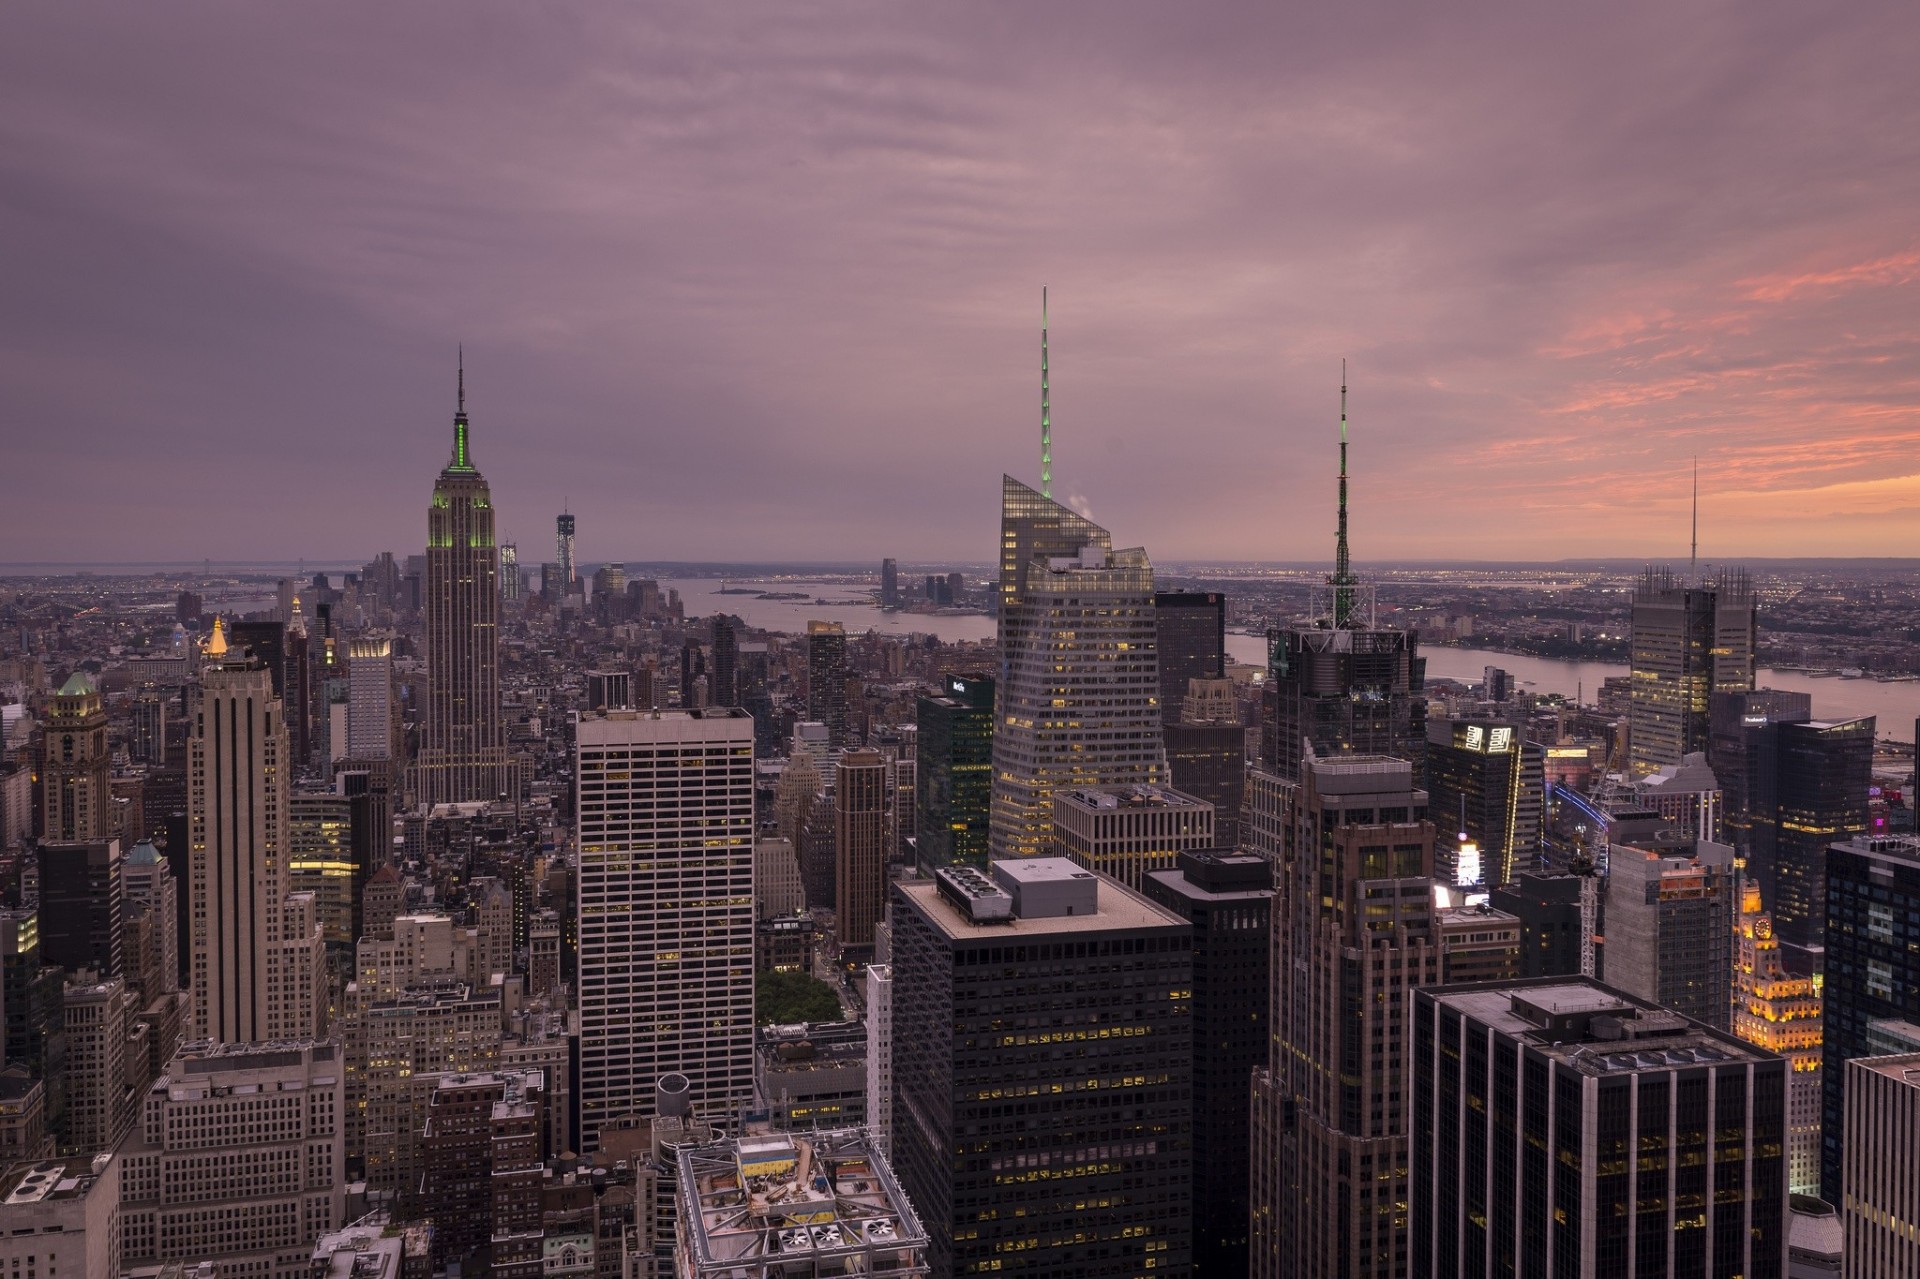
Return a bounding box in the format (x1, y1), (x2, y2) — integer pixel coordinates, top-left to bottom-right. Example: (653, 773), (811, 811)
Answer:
(1041, 287), (1052, 498)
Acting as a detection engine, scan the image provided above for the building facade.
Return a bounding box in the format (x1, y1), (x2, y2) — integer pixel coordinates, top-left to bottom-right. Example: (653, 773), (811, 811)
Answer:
(990, 476), (1167, 859)
(575, 709), (755, 1148)
(914, 673), (994, 872)
(1627, 568), (1757, 778)
(1051, 784), (1215, 891)
(833, 749), (889, 959)
(1603, 840), (1738, 1031)
(1841, 1052), (1920, 1279)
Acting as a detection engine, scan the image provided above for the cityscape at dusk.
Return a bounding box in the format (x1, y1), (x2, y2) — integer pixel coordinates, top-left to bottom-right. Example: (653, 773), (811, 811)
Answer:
(5, 5), (1920, 1279)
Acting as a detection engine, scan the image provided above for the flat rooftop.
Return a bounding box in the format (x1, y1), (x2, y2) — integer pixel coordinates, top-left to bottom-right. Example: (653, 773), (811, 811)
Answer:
(1055, 785), (1209, 811)
(898, 871), (1185, 941)
(2, 1157), (109, 1206)
(1430, 979), (1773, 1077)
(1853, 1052), (1920, 1089)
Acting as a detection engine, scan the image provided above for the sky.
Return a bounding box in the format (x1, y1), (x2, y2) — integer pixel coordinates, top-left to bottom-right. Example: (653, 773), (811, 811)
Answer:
(4, 2), (1918, 567)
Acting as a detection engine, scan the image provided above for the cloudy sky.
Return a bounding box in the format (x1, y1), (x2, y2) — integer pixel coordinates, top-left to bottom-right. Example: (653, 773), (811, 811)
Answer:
(5, 2), (1918, 566)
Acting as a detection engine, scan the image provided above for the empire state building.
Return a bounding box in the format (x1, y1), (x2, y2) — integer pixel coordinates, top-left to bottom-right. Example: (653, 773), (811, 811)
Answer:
(414, 362), (510, 806)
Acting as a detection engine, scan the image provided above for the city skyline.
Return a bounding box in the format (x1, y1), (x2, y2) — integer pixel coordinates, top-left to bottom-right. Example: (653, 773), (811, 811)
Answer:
(5, 4), (1918, 564)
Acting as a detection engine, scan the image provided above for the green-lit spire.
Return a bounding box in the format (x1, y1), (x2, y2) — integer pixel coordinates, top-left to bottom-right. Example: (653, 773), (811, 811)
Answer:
(449, 345), (475, 472)
(1041, 287), (1051, 499)
(1332, 361), (1356, 628)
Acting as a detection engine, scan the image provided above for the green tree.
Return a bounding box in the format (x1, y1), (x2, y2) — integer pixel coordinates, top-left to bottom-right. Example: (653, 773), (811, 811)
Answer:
(754, 970), (844, 1026)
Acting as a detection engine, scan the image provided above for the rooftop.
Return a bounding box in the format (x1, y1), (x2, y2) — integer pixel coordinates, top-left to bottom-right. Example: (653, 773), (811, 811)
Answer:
(677, 1129), (928, 1278)
(901, 865), (1185, 941)
(1852, 1051), (1920, 1090)
(1, 1157), (111, 1207)
(1428, 978), (1773, 1077)
(1055, 784), (1210, 812)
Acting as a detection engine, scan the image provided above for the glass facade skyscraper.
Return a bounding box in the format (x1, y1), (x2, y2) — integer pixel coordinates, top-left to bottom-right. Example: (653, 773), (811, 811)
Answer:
(1154, 590), (1225, 725)
(1627, 568), (1756, 778)
(915, 673), (994, 872)
(990, 476), (1167, 859)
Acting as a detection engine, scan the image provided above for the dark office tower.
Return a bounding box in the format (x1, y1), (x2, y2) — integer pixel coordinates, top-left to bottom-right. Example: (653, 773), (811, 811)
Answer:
(1154, 590), (1226, 724)
(1252, 754), (1438, 1279)
(915, 674), (994, 873)
(229, 619), (287, 696)
(1604, 839), (1738, 1030)
(678, 641), (708, 709)
(1820, 835), (1920, 1203)
(1164, 679), (1246, 848)
(1767, 717), (1873, 964)
(992, 476), (1167, 857)
(1424, 718), (1543, 888)
(834, 750), (889, 960)
(1143, 850), (1272, 1278)
(555, 510), (577, 592)
(1708, 688), (1812, 850)
(416, 361), (509, 806)
(806, 621), (850, 747)
(35, 840), (124, 978)
(337, 768), (390, 943)
(1627, 566), (1756, 778)
(129, 691), (168, 766)
(1411, 979), (1788, 1279)
(1489, 868), (1590, 979)
(710, 617), (739, 708)
(285, 601), (312, 765)
(880, 558), (898, 607)
(42, 672), (110, 841)
(584, 669), (631, 712)
(891, 859), (1193, 1278)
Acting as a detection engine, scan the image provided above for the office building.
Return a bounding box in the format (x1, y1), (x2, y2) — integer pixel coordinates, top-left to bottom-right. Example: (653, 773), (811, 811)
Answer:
(416, 1068), (545, 1272)
(806, 621), (850, 748)
(190, 623), (327, 1043)
(0, 912), (67, 1129)
(585, 668), (632, 712)
(1435, 895), (1523, 984)
(1052, 783), (1214, 891)
(575, 709), (755, 1148)
(1709, 688), (1812, 847)
(1632, 750), (1725, 840)
(880, 557), (899, 607)
(1154, 590), (1225, 724)
(710, 617), (738, 708)
(754, 836), (804, 920)
(129, 689), (168, 765)
(1411, 979), (1788, 1278)
(1163, 677), (1247, 849)
(990, 476), (1167, 858)
(0, 1155), (121, 1279)
(1425, 718), (1543, 887)
(1733, 880), (1824, 1197)
(119, 1039), (345, 1279)
(834, 749), (889, 959)
(416, 368), (511, 806)
(499, 540), (521, 603)
(1821, 835), (1920, 1203)
(866, 962), (892, 1157)
(345, 636), (393, 759)
(556, 511), (577, 591)
(122, 841), (180, 1001)
(1627, 567), (1757, 777)
(1768, 718), (1874, 963)
(1489, 868), (1591, 979)
(890, 859), (1192, 1277)
(41, 672), (110, 842)
(61, 975), (133, 1153)
(1842, 1052), (1920, 1278)
(1252, 755), (1438, 1279)
(1603, 839), (1737, 1031)
(914, 673), (994, 872)
(288, 791), (357, 948)
(35, 839), (124, 979)
(1143, 850), (1272, 1278)
(754, 1020), (867, 1132)
(674, 1129), (929, 1279)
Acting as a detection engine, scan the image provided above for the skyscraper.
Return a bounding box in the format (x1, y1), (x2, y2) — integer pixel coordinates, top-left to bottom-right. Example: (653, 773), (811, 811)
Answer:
(1252, 754), (1438, 1279)
(1163, 676), (1247, 848)
(35, 839), (124, 979)
(416, 362), (510, 806)
(880, 557), (898, 607)
(991, 476), (1167, 858)
(1154, 590), (1226, 724)
(914, 673), (994, 872)
(574, 708), (755, 1148)
(1410, 979), (1788, 1278)
(1627, 567), (1757, 777)
(555, 510), (577, 592)
(833, 749), (889, 960)
(1262, 382), (1425, 782)
(498, 541), (521, 604)
(1602, 839), (1738, 1031)
(1424, 717), (1544, 887)
(1841, 1052), (1920, 1276)
(1733, 880), (1824, 1197)
(189, 620), (326, 1044)
(41, 672), (109, 842)
(890, 859), (1192, 1277)
(345, 636), (393, 760)
(710, 616), (739, 708)
(806, 620), (849, 747)
(1820, 834), (1920, 1202)
(1142, 850), (1272, 1278)
(1766, 717), (1873, 963)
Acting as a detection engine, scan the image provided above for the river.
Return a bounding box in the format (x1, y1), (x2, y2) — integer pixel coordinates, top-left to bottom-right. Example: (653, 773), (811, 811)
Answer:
(667, 578), (997, 644)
